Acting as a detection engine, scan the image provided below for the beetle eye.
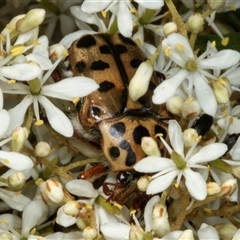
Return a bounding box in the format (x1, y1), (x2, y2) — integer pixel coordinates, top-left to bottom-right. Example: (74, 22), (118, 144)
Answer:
(90, 106), (101, 118)
(117, 171), (132, 185)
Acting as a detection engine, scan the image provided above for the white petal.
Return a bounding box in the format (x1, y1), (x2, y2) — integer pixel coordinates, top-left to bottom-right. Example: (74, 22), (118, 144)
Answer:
(152, 69), (188, 104)
(118, 1), (133, 37)
(193, 72), (217, 116)
(45, 232), (82, 240)
(200, 50), (240, 69)
(188, 143), (227, 164)
(101, 223), (130, 240)
(168, 120), (184, 156)
(0, 214), (22, 229)
(147, 170), (178, 194)
(233, 228), (240, 240)
(66, 179), (98, 198)
(197, 223), (219, 239)
(0, 64), (42, 81)
(37, 96), (73, 137)
(144, 195), (160, 232)
(81, 0), (112, 13)
(0, 188), (30, 211)
(0, 151), (33, 170)
(22, 199), (49, 237)
(26, 54), (53, 70)
(135, 0), (164, 9)
(0, 109), (10, 138)
(7, 95), (32, 135)
(134, 156), (175, 173)
(42, 76), (99, 101)
(33, 35), (49, 58)
(56, 206), (77, 227)
(0, 87), (3, 109)
(217, 116), (240, 135)
(230, 140), (240, 160)
(226, 68), (240, 85)
(184, 168), (207, 200)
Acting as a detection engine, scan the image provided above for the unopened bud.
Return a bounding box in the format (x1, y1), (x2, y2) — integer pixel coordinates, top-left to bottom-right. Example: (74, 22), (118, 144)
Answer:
(8, 172), (26, 189)
(49, 43), (68, 62)
(129, 61), (153, 101)
(152, 217), (170, 237)
(181, 98), (201, 119)
(221, 178), (237, 197)
(211, 78), (232, 104)
(163, 22), (178, 36)
(35, 141), (51, 157)
(207, 182), (221, 195)
(152, 203), (168, 219)
(166, 96), (184, 116)
(215, 223), (238, 240)
(183, 128), (198, 147)
(82, 226), (98, 240)
(76, 218), (88, 231)
(1, 14), (25, 35)
(63, 201), (80, 216)
(178, 229), (194, 240)
(137, 175), (150, 192)
(16, 9), (46, 33)
(141, 137), (160, 156)
(11, 127), (29, 152)
(207, 0), (226, 10)
(188, 13), (204, 33)
(129, 225), (144, 240)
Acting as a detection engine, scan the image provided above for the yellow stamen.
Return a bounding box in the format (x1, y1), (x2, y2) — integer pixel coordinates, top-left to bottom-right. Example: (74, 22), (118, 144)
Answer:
(130, 8), (136, 13)
(164, 47), (171, 57)
(11, 45), (25, 56)
(177, 43), (184, 51)
(229, 117), (233, 125)
(35, 120), (44, 126)
(186, 97), (193, 103)
(174, 183), (179, 188)
(130, 209), (136, 216)
(72, 97), (80, 105)
(62, 50), (69, 57)
(218, 77), (226, 85)
(155, 133), (163, 138)
(35, 178), (44, 185)
(30, 228), (36, 235)
(33, 41), (40, 46)
(101, 11), (107, 18)
(196, 136), (202, 142)
(8, 79), (16, 84)
(221, 37), (229, 46)
(113, 202), (123, 210)
(204, 208), (212, 213)
(6, 24), (14, 30)
(3, 158), (9, 164)
(211, 41), (216, 48)
(85, 204), (93, 210)
(134, 38), (141, 46)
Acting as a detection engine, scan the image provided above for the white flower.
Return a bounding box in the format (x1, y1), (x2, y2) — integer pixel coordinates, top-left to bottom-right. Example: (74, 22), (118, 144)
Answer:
(134, 120), (228, 200)
(152, 33), (240, 115)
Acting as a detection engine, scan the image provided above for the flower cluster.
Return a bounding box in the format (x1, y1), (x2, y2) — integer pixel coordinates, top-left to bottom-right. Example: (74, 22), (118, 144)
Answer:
(0, 1), (240, 239)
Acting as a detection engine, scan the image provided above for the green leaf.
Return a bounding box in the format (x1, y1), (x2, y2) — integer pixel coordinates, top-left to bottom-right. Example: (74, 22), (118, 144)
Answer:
(209, 159), (232, 173)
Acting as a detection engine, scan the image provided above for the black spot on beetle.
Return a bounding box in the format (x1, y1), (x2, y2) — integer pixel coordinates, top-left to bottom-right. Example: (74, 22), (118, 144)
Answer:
(118, 34), (137, 46)
(75, 61), (86, 72)
(98, 81), (115, 92)
(109, 146), (120, 159)
(133, 125), (150, 144)
(91, 60), (110, 70)
(115, 44), (128, 54)
(125, 150), (136, 166)
(110, 122), (126, 138)
(130, 58), (142, 68)
(155, 125), (167, 138)
(99, 45), (111, 54)
(76, 35), (96, 48)
(119, 139), (131, 150)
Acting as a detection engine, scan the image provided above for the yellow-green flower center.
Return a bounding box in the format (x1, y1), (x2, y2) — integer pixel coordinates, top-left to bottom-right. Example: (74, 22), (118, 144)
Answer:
(186, 60), (198, 72)
(29, 78), (41, 95)
(171, 151), (187, 170)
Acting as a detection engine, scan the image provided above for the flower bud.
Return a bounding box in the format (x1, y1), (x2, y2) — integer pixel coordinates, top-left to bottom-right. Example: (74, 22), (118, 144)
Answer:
(221, 178), (237, 197)
(215, 223), (237, 240)
(129, 61), (153, 101)
(166, 96), (184, 116)
(35, 141), (51, 157)
(63, 201), (80, 216)
(163, 22), (178, 36)
(151, 217), (170, 237)
(188, 13), (204, 33)
(210, 78), (232, 104)
(207, 0), (226, 10)
(183, 128), (198, 147)
(141, 137), (160, 156)
(129, 225), (144, 240)
(8, 172), (26, 189)
(49, 43), (68, 62)
(137, 175), (150, 192)
(181, 98), (201, 119)
(16, 9), (46, 33)
(152, 203), (168, 219)
(11, 127), (29, 152)
(207, 182), (221, 195)
(76, 218), (88, 231)
(82, 226), (98, 240)
(1, 14), (25, 35)
(178, 229), (194, 240)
